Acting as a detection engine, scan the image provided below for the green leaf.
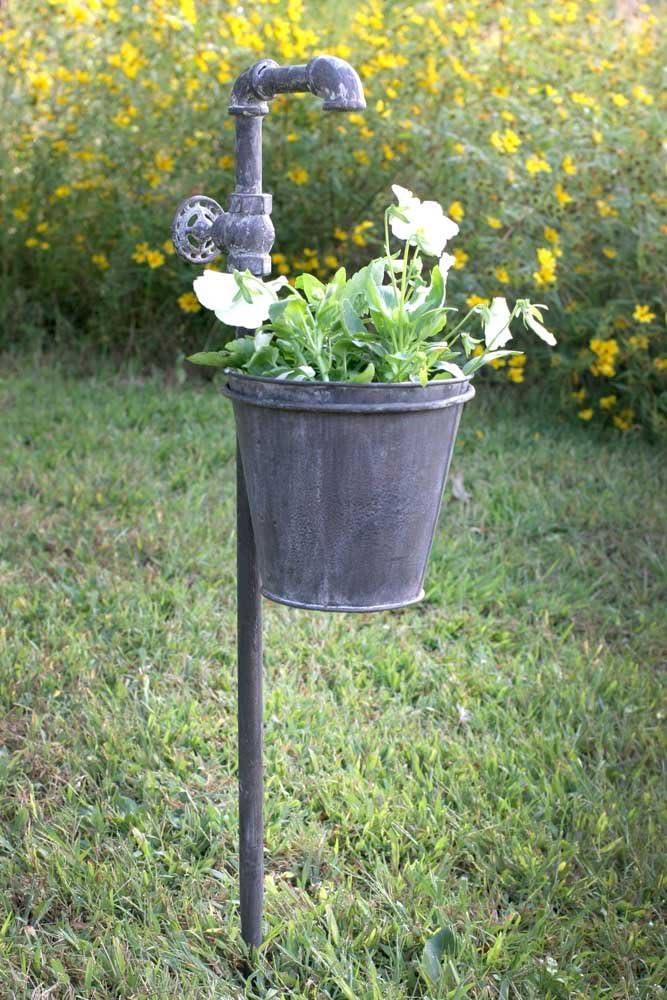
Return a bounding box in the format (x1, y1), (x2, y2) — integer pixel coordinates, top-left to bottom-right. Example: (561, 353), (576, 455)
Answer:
(341, 299), (367, 336)
(225, 337), (258, 365)
(295, 273), (326, 303)
(186, 351), (229, 367)
(461, 331), (482, 357)
(421, 927), (459, 985)
(343, 258), (386, 316)
(348, 362), (375, 383)
(246, 344), (279, 375)
(414, 308), (448, 341)
(463, 349), (522, 375)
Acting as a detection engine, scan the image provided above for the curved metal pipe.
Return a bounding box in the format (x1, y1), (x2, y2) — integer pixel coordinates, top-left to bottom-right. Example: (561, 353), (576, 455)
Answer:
(229, 55), (366, 116)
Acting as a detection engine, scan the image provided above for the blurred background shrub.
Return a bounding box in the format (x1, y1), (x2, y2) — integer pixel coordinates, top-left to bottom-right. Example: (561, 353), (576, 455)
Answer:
(1, 0), (665, 433)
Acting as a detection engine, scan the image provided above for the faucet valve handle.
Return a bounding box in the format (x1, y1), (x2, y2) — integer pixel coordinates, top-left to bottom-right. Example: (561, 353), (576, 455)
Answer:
(171, 195), (227, 264)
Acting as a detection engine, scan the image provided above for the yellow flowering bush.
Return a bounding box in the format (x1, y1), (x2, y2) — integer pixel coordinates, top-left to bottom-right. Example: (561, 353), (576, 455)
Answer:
(1, 0), (665, 432)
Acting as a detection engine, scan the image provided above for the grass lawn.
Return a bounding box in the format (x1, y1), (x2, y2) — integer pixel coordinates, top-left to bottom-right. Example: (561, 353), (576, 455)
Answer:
(0, 367), (664, 999)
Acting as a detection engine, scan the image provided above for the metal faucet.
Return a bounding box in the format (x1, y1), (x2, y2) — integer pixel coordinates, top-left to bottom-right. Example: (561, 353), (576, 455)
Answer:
(170, 56), (365, 949)
(171, 56), (365, 273)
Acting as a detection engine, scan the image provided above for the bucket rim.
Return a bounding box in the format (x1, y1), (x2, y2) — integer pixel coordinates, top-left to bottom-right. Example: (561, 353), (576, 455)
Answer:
(223, 369), (474, 390)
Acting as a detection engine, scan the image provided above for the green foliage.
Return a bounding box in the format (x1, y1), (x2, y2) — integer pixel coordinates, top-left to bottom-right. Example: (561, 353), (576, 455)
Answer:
(189, 232), (541, 383)
(0, 367), (664, 996)
(0, 0), (665, 429)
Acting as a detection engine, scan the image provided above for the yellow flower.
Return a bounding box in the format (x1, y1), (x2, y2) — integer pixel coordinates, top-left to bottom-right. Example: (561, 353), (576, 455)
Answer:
(287, 166), (309, 185)
(554, 183), (573, 206)
(592, 129), (604, 145)
(333, 227), (347, 242)
(448, 201), (464, 223)
(628, 334), (649, 350)
(272, 252), (290, 275)
(53, 185), (72, 199)
(533, 247), (557, 286)
(589, 338), (620, 377)
(494, 266), (510, 284)
(92, 253), (110, 270)
(599, 395), (617, 410)
(486, 216), (502, 229)
(453, 142), (465, 155)
(12, 207), (28, 222)
(525, 154), (551, 175)
(218, 155), (234, 170)
(162, 240), (176, 256)
(352, 220), (374, 247)
(108, 42), (144, 80)
(571, 92), (597, 108)
(28, 70), (53, 98)
(178, 291), (201, 313)
(561, 155), (577, 175)
(154, 152), (174, 173)
(633, 304), (655, 324)
(132, 242), (150, 264)
(146, 250), (165, 269)
(611, 93), (628, 108)
(613, 408), (634, 432)
(453, 248), (468, 270)
(466, 295), (489, 308)
(596, 200), (618, 218)
(602, 247), (617, 259)
(571, 388), (586, 403)
(632, 85), (653, 106)
(543, 226), (559, 245)
(653, 358), (667, 373)
(490, 129), (522, 155)
(507, 355), (526, 383)
(180, 0), (197, 25)
(112, 105), (138, 128)
(578, 408), (593, 421)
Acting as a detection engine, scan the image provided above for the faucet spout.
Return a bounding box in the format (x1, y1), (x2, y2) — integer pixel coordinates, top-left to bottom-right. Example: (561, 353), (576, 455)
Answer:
(306, 56), (366, 112)
(229, 56), (366, 116)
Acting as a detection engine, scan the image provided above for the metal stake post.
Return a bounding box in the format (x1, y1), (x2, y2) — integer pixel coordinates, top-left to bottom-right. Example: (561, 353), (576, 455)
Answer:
(171, 55), (365, 946)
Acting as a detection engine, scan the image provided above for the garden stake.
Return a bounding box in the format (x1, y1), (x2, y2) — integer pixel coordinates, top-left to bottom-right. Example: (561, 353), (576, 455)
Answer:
(171, 55), (366, 947)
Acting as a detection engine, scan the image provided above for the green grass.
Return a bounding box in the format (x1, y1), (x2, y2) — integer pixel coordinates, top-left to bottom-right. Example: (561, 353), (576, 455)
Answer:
(0, 366), (664, 999)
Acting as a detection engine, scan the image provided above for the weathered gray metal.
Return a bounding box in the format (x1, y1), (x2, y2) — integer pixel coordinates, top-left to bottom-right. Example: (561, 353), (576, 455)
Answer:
(170, 55), (365, 274)
(224, 374), (475, 612)
(171, 54), (368, 949)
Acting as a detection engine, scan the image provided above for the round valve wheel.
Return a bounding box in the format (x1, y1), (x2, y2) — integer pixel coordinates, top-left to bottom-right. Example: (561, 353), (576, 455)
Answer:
(171, 195), (225, 264)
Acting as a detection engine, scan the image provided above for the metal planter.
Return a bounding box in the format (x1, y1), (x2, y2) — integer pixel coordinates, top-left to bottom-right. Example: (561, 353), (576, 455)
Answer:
(223, 372), (475, 612)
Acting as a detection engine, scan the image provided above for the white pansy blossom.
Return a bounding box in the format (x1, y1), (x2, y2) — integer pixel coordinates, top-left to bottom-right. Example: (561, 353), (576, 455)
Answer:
(524, 306), (557, 346)
(438, 252), (456, 280)
(389, 184), (459, 257)
(193, 270), (288, 329)
(484, 297), (513, 349)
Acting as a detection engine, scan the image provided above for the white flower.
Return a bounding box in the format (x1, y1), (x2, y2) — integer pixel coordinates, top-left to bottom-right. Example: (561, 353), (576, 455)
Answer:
(524, 305), (557, 346)
(484, 297), (513, 349)
(391, 184), (421, 211)
(193, 269), (288, 329)
(438, 252), (456, 280)
(438, 361), (465, 378)
(389, 185), (459, 257)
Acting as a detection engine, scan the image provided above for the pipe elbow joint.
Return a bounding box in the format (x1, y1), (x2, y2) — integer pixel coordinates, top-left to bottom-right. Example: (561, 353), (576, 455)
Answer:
(306, 56), (366, 111)
(229, 59), (278, 115)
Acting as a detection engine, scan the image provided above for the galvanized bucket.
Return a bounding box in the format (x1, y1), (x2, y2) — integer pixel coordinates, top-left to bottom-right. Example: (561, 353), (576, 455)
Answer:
(223, 372), (475, 612)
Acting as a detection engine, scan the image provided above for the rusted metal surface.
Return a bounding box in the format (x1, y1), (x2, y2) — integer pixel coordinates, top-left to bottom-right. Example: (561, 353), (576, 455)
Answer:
(225, 374), (475, 612)
(170, 56), (365, 272)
